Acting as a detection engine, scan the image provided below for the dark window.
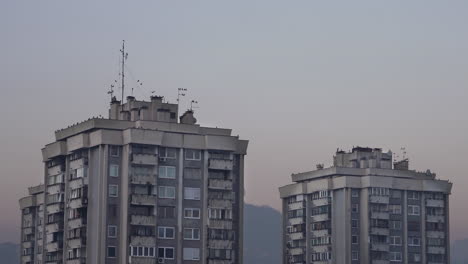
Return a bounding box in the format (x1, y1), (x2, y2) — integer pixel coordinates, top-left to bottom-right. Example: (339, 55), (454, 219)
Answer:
(107, 247), (116, 258)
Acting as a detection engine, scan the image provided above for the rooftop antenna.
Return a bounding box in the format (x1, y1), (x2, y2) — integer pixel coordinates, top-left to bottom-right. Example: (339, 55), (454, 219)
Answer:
(177, 88), (187, 109)
(120, 40), (128, 102)
(107, 84), (115, 101)
(401, 147), (407, 160)
(190, 100), (199, 111)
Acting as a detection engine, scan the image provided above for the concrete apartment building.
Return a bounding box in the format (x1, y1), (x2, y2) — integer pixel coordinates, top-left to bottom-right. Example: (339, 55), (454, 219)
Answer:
(19, 95), (248, 264)
(279, 147), (451, 264)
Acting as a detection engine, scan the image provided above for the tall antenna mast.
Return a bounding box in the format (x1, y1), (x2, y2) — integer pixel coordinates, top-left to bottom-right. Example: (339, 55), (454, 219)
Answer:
(120, 40), (128, 102)
(177, 88), (187, 109)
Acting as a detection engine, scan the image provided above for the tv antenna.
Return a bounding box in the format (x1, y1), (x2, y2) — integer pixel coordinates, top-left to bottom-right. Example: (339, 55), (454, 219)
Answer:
(177, 88), (187, 109)
(190, 100), (199, 111)
(401, 147), (407, 160)
(119, 40), (128, 102)
(107, 84), (115, 101)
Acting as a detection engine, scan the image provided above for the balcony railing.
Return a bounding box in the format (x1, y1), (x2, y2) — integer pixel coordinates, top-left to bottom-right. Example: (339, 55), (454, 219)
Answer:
(131, 215), (156, 226)
(209, 159), (233, 170)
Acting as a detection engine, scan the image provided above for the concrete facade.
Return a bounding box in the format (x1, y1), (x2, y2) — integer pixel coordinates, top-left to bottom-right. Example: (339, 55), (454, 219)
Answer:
(19, 95), (248, 264)
(279, 147), (452, 264)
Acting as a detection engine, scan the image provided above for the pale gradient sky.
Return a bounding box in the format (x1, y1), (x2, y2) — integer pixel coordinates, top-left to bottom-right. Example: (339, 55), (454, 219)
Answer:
(1, 0), (467, 243)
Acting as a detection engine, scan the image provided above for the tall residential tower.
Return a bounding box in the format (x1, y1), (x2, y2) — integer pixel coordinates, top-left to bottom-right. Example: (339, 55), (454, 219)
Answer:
(19, 95), (248, 264)
(279, 147), (451, 264)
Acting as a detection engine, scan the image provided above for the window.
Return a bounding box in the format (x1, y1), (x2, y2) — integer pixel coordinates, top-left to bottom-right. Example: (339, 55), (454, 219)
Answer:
(158, 186), (175, 199)
(129, 246), (156, 257)
(389, 205), (402, 214)
(184, 228), (200, 240)
(413, 253), (421, 262)
(107, 246), (116, 258)
(184, 168), (202, 180)
(185, 149), (201, 160)
(390, 236), (401, 245)
(108, 225), (117, 238)
(158, 206), (175, 219)
(351, 190), (359, 197)
(408, 191), (419, 200)
(408, 205), (420, 215)
(390, 220), (401, 229)
(352, 235), (358, 244)
(209, 208), (233, 220)
(370, 187), (389, 196)
(184, 208), (201, 219)
(110, 146), (120, 157)
(390, 252), (402, 261)
(184, 187), (201, 200)
(160, 147), (177, 159)
(391, 190), (402, 198)
(352, 251), (359, 261)
(158, 247), (174, 259)
(351, 219), (358, 228)
(408, 237), (421, 246)
(108, 185), (118, 197)
(183, 248), (200, 260)
(159, 166), (176, 179)
(352, 204), (359, 213)
(109, 164), (119, 177)
(158, 227), (175, 239)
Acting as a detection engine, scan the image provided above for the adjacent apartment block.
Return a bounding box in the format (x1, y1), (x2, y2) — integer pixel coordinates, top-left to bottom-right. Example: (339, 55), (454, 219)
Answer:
(279, 147), (451, 264)
(19, 95), (248, 264)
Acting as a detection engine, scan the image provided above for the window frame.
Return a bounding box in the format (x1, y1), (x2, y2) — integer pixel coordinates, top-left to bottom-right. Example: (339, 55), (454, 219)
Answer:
(108, 184), (119, 197)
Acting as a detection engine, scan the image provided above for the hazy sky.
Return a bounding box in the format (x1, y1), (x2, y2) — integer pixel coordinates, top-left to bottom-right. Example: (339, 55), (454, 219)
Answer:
(1, 1), (468, 243)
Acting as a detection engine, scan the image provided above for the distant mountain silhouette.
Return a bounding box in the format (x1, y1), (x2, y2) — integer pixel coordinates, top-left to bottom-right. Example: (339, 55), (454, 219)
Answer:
(243, 204), (282, 264)
(0, 242), (19, 263)
(452, 239), (468, 264)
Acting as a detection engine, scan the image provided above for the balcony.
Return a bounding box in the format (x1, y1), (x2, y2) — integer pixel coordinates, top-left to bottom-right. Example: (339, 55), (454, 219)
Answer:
(68, 218), (86, 229)
(131, 215), (156, 226)
(208, 240), (233, 249)
(371, 243), (390, 251)
(372, 260), (389, 264)
(426, 199), (444, 208)
(21, 255), (32, 262)
(131, 194), (156, 206)
(132, 154), (158, 165)
(48, 184), (65, 194)
(66, 258), (86, 264)
(208, 179), (233, 190)
(370, 227), (389, 236)
(208, 220), (233, 229)
(131, 175), (156, 185)
(209, 199), (233, 208)
(311, 229), (330, 237)
(46, 222), (64, 234)
(69, 198), (87, 209)
(312, 197), (332, 207)
(369, 196), (389, 204)
(22, 241), (34, 249)
(23, 227), (35, 235)
(209, 158), (233, 170)
(312, 214), (330, 222)
(69, 178), (88, 189)
(47, 203), (65, 214)
(371, 212), (390, 220)
(67, 237), (86, 248)
(427, 215), (445, 223)
(46, 241), (63, 252)
(130, 257), (156, 264)
(427, 231), (445, 238)
(288, 201), (304, 211)
(130, 236), (156, 246)
(427, 246), (445, 254)
(288, 232), (304, 240)
(289, 247), (304, 255)
(288, 217), (304, 226)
